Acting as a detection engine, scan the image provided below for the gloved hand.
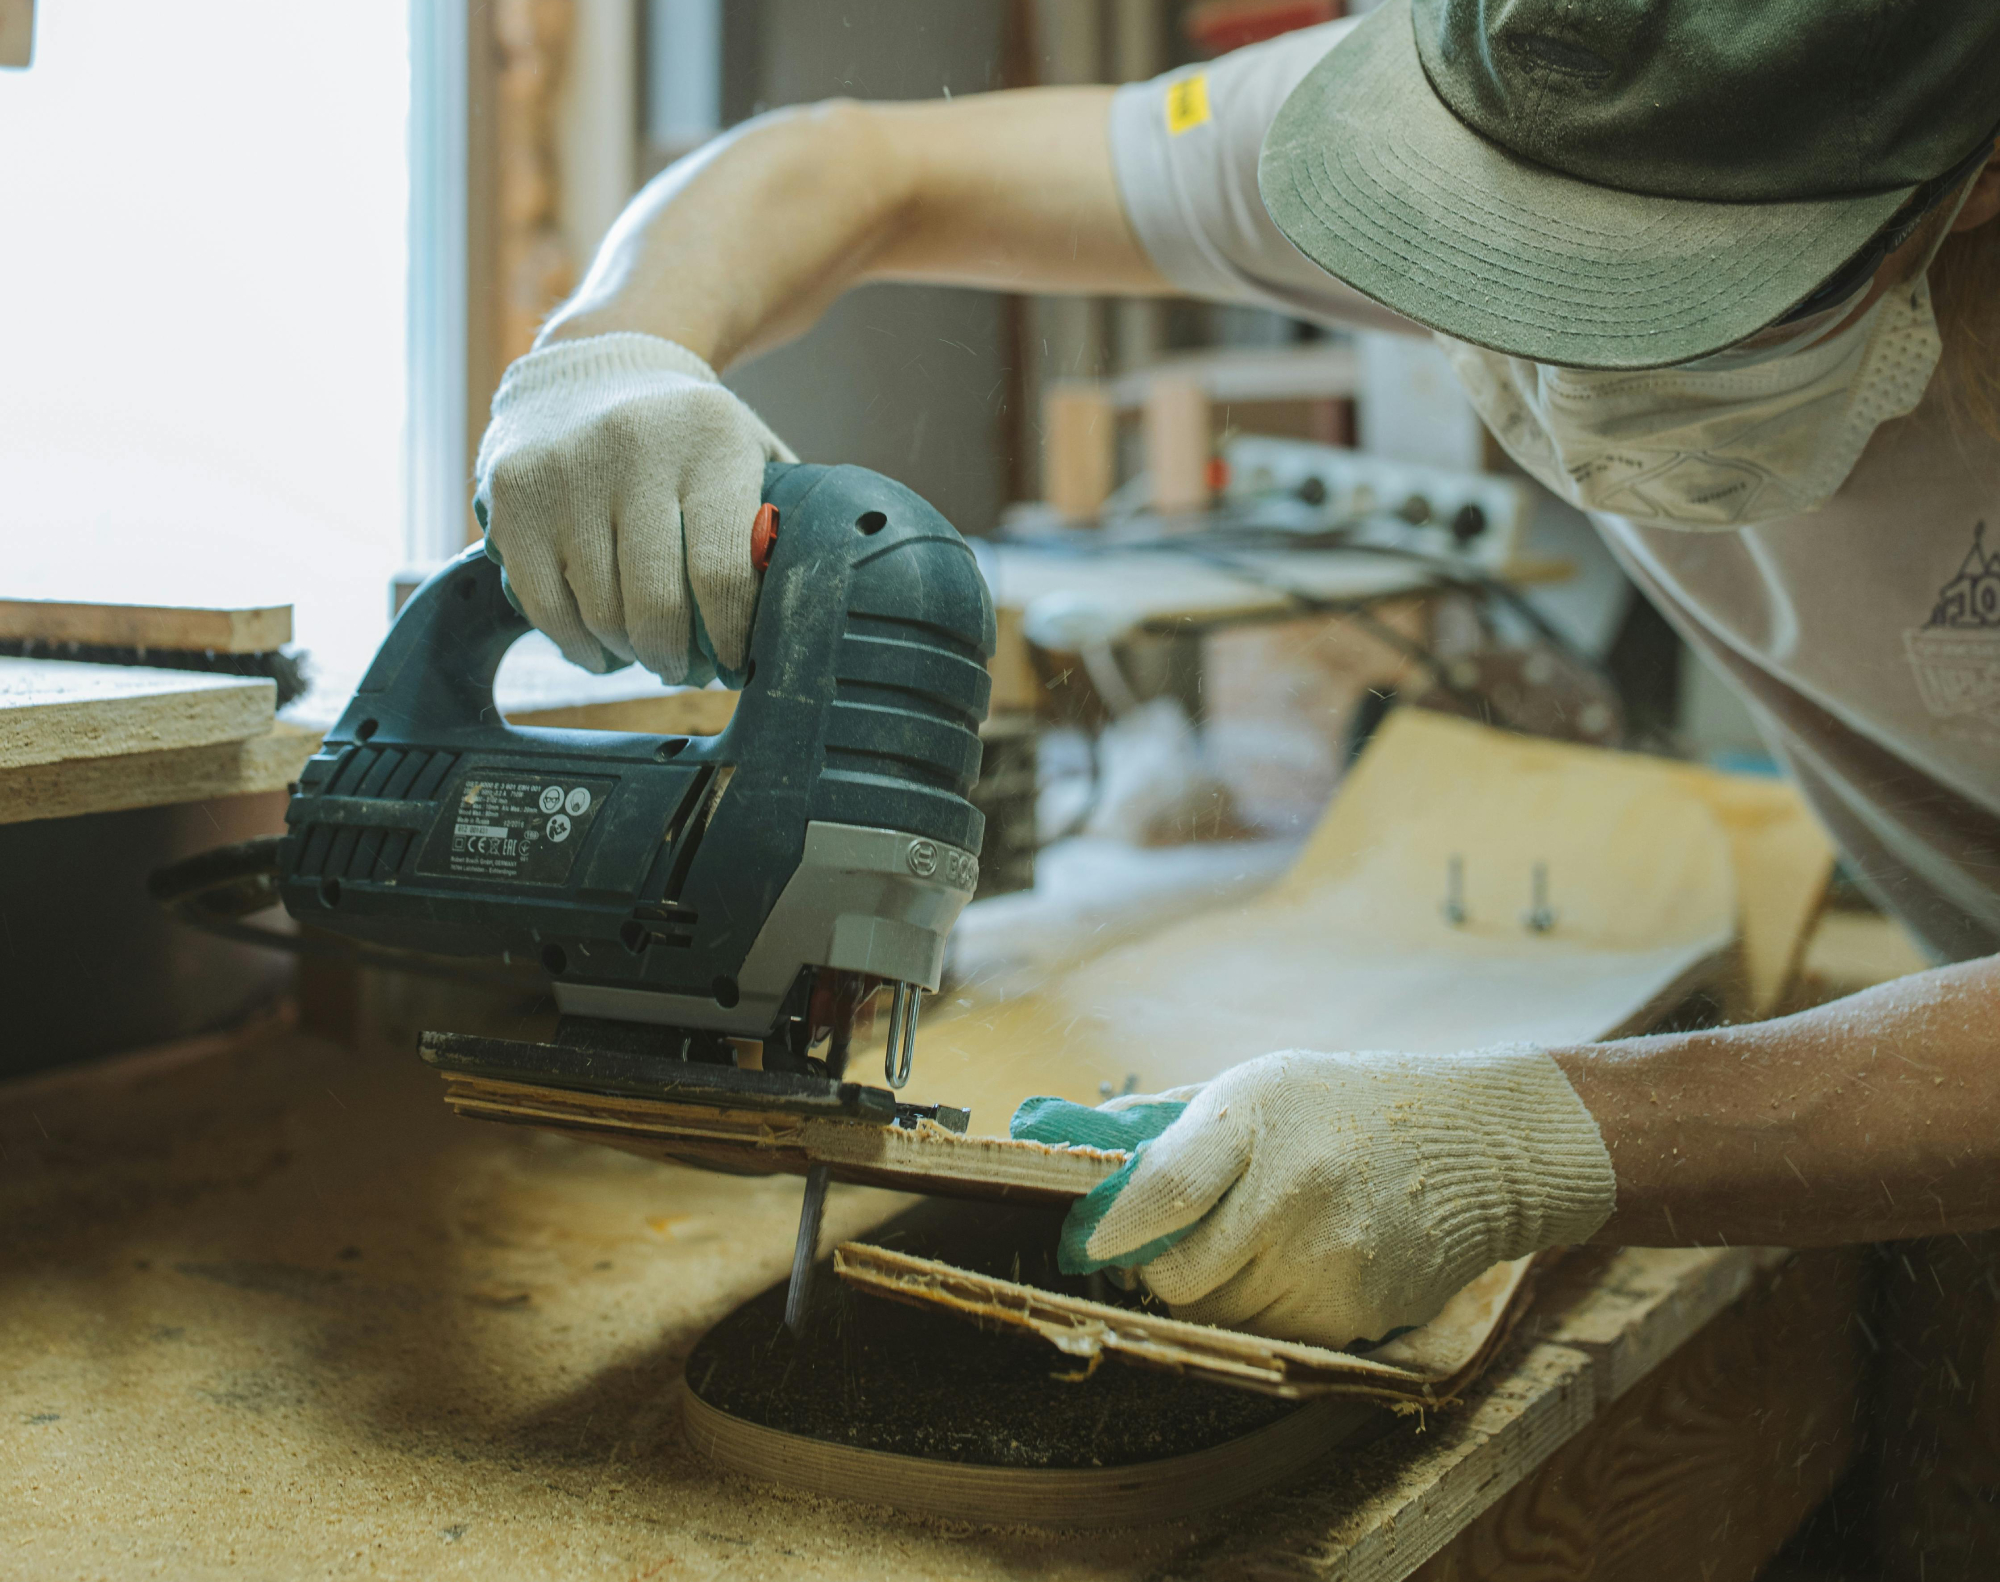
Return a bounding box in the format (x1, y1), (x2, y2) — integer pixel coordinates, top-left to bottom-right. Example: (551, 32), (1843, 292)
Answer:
(473, 332), (796, 684)
(1011, 1046), (1615, 1349)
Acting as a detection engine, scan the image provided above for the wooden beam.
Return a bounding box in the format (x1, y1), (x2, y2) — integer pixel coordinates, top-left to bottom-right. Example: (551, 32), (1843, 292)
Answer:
(0, 599), (292, 655)
(1144, 374), (1212, 514)
(1042, 381), (1118, 520)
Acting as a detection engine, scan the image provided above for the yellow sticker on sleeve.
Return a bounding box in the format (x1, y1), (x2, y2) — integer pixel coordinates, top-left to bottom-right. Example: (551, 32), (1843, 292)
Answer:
(1166, 74), (1211, 136)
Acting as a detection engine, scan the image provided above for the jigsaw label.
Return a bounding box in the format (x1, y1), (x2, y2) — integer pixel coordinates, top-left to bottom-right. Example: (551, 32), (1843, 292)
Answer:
(416, 769), (619, 886)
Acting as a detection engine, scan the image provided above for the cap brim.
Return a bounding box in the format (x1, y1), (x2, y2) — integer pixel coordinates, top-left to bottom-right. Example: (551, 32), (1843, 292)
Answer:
(1258, 0), (1915, 370)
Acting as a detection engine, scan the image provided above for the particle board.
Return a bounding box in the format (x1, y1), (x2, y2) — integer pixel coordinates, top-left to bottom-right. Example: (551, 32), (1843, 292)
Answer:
(0, 657), (274, 770)
(0, 717), (320, 825)
(0, 596), (292, 654)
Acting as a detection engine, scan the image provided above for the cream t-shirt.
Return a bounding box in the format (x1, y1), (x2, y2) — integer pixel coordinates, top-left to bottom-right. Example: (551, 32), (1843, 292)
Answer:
(1109, 23), (2000, 962)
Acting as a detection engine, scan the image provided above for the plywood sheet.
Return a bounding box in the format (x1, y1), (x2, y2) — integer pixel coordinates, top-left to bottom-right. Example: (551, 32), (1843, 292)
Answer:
(0, 657), (273, 770)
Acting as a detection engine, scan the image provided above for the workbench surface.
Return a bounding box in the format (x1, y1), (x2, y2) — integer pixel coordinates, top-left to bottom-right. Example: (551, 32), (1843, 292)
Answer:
(2, 1011), (1861, 1581)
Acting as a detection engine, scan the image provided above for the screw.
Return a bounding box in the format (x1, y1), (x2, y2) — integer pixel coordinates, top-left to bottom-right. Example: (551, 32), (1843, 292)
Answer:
(1442, 854), (1467, 927)
(1524, 862), (1557, 934)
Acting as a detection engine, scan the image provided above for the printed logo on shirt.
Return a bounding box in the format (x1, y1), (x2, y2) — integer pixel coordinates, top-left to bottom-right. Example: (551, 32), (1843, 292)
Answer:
(1166, 74), (1211, 135)
(1904, 521), (2000, 723)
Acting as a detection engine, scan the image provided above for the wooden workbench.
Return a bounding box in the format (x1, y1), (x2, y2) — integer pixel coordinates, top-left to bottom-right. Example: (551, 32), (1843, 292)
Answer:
(2, 1006), (1863, 1580)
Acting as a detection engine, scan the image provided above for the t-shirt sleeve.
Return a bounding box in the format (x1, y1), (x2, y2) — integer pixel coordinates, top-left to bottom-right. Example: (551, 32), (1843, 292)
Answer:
(1109, 21), (1416, 333)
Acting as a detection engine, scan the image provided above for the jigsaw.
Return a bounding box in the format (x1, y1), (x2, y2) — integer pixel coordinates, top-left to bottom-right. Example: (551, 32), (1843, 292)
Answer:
(155, 462), (996, 1325)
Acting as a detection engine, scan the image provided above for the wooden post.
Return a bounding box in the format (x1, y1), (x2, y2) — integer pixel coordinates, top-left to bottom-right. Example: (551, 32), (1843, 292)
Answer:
(1042, 381), (1117, 521)
(1145, 373), (1212, 513)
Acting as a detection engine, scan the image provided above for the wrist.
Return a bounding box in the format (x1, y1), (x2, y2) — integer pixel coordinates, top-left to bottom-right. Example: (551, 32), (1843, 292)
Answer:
(1456, 1043), (1619, 1261)
(537, 305), (724, 367)
(499, 331), (721, 396)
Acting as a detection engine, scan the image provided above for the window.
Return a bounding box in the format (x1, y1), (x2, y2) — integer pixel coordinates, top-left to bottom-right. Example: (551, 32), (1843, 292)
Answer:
(0, 0), (409, 710)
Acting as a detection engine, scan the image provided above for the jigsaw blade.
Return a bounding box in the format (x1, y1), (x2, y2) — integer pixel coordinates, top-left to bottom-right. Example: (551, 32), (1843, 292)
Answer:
(784, 1163), (833, 1335)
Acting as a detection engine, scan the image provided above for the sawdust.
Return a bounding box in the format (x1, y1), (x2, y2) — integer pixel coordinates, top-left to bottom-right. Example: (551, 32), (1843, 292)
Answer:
(685, 1200), (1303, 1469)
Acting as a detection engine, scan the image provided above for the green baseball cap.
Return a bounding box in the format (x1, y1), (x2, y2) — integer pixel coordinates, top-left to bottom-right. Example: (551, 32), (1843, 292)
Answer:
(1258, 0), (2000, 369)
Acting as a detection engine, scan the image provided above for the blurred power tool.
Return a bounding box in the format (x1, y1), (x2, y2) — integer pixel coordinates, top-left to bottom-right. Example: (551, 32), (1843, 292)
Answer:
(154, 462), (996, 1327)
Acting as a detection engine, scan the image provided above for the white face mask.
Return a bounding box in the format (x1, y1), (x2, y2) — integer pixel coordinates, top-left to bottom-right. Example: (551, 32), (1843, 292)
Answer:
(1439, 274), (1944, 531)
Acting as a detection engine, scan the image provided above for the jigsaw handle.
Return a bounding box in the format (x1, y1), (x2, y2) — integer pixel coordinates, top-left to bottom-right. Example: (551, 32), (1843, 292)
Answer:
(334, 468), (815, 740)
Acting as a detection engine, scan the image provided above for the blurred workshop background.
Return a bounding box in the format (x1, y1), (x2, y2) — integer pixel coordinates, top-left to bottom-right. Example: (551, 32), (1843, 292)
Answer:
(0, 0), (1803, 1069)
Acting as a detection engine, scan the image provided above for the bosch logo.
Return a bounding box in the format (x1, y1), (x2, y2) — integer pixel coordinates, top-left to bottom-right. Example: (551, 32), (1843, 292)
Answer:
(906, 840), (978, 891)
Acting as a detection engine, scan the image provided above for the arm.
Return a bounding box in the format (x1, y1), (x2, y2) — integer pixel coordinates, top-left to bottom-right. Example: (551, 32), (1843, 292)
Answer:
(1556, 955), (2000, 1247)
(543, 90), (1172, 368)
(477, 90), (1166, 682)
(1013, 959), (2000, 1350)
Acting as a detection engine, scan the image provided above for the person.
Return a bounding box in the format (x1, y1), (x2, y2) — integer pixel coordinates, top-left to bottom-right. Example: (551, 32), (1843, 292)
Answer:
(474, 1), (2000, 1565)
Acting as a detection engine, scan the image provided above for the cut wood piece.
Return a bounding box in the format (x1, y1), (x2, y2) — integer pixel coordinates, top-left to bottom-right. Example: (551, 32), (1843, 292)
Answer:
(435, 1071), (1125, 1203)
(0, 597), (292, 654)
(833, 1243), (1538, 1406)
(0, 718), (319, 826)
(0, 659), (275, 770)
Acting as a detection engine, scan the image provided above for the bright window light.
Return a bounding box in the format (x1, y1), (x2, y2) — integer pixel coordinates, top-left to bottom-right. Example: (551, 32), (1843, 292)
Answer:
(0, 0), (409, 706)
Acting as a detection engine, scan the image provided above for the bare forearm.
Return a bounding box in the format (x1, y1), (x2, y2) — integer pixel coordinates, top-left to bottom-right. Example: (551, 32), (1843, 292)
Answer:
(542, 89), (1168, 369)
(1552, 956), (2000, 1247)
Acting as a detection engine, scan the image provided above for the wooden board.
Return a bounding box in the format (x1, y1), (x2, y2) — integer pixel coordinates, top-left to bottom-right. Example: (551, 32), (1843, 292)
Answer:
(0, 658), (274, 771)
(0, 717), (318, 826)
(0, 597), (292, 654)
(1410, 1247), (1865, 1581)
(890, 709), (1741, 1138)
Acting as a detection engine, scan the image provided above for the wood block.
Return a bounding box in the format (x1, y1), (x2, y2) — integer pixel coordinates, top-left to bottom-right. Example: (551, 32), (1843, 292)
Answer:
(1042, 380), (1116, 520)
(0, 598), (292, 654)
(0, 659), (274, 770)
(1144, 373), (1212, 513)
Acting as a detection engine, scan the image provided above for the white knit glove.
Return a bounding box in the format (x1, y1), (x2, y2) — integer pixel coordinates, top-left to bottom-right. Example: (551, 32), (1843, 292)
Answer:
(473, 333), (796, 683)
(1014, 1047), (1615, 1349)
